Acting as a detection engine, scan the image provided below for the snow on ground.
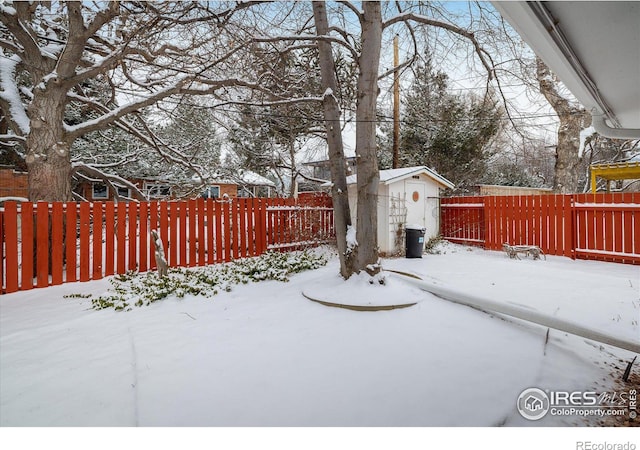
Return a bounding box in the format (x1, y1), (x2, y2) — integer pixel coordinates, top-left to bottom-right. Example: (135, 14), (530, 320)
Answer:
(1, 242), (638, 427)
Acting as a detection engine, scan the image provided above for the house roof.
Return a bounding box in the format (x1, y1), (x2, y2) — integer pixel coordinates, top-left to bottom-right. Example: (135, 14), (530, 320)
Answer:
(191, 170), (276, 187)
(346, 166), (454, 189)
(493, 1), (640, 139)
(237, 170), (276, 187)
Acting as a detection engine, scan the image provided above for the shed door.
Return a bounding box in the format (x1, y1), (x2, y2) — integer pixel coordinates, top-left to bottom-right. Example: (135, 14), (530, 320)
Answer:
(405, 181), (427, 227)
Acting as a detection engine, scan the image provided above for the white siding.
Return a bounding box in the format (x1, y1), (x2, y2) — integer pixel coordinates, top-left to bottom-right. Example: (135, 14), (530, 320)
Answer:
(347, 171), (446, 254)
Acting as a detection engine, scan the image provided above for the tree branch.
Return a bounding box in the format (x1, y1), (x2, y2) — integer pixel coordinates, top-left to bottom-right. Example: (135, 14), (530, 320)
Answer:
(383, 12), (494, 79)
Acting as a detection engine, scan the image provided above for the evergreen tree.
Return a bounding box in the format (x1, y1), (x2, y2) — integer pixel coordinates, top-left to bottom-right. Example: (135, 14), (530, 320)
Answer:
(379, 58), (503, 192)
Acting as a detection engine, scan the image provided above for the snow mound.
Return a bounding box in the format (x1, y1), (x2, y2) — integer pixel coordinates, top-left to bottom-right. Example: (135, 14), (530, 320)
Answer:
(303, 271), (426, 308)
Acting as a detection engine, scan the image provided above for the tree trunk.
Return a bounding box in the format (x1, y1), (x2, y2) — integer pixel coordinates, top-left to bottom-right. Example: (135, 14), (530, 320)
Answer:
(355, 3), (382, 274)
(553, 113), (590, 193)
(312, 1), (356, 279)
(537, 57), (591, 194)
(25, 92), (73, 202)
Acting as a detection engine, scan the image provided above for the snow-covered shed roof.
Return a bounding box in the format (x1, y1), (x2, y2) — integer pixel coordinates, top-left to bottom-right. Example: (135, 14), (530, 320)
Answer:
(346, 166), (454, 190)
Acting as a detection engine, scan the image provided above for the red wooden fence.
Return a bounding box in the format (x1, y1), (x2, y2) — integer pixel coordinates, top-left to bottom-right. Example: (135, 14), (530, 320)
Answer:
(441, 193), (640, 265)
(1, 196), (334, 294)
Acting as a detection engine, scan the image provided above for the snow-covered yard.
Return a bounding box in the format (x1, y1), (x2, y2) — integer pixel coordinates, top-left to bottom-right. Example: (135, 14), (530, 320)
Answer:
(1, 242), (638, 428)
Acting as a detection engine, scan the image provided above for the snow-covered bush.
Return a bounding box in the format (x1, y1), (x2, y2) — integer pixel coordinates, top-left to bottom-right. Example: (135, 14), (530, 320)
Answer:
(65, 249), (329, 312)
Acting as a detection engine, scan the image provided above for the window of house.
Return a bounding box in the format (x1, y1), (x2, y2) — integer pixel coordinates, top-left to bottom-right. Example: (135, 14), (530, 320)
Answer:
(92, 183), (108, 199)
(116, 186), (131, 199)
(145, 183), (171, 199)
(201, 186), (220, 199)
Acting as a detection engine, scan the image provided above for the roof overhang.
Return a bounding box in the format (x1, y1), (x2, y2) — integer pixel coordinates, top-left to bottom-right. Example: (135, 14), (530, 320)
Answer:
(493, 1), (640, 139)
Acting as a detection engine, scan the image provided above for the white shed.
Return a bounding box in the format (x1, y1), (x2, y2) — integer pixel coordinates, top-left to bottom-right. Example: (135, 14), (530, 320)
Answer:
(346, 166), (454, 255)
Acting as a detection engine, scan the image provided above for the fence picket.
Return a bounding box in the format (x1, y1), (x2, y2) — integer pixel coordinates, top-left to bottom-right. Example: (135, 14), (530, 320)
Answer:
(215, 201), (223, 263)
(139, 202), (148, 273)
(205, 199), (214, 264)
(197, 199), (205, 266)
(116, 202), (126, 275)
(603, 193), (614, 256)
(50, 203), (64, 286)
(92, 202), (103, 280)
(104, 202), (115, 276)
(21, 203), (34, 290)
(79, 202), (90, 281)
(247, 198), (255, 257)
(36, 202), (49, 287)
(4, 202), (19, 293)
(188, 199), (197, 267)
(166, 201), (176, 267)
(624, 192), (640, 255)
(239, 198), (247, 258)
(223, 201), (231, 262)
(149, 201), (158, 270)
(128, 203), (138, 271)
(65, 204), (77, 282)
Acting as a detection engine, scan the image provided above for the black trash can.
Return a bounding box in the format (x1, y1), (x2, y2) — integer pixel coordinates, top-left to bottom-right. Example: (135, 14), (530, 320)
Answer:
(405, 225), (426, 258)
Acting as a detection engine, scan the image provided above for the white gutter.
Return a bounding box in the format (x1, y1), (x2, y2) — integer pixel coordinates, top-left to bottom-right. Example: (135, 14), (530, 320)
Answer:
(389, 271), (640, 355)
(592, 115), (640, 140)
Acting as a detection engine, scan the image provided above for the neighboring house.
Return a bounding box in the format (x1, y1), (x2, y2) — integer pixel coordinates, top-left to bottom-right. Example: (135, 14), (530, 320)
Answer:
(235, 170), (277, 198)
(75, 169), (276, 202)
(344, 166), (454, 255)
(0, 166), (28, 200)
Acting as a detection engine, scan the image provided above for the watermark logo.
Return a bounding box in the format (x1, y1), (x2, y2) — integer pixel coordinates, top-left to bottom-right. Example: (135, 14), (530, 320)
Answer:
(517, 387), (636, 421)
(517, 387), (550, 420)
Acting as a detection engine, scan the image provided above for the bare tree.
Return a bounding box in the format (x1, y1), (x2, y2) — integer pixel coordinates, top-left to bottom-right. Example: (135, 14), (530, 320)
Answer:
(311, 1), (497, 278)
(0, 1), (263, 201)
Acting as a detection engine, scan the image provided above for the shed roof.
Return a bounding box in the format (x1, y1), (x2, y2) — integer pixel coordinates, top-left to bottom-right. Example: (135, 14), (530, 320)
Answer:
(346, 166), (454, 189)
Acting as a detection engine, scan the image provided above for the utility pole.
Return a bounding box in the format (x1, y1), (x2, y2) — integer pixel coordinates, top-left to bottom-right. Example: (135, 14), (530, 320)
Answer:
(392, 35), (400, 169)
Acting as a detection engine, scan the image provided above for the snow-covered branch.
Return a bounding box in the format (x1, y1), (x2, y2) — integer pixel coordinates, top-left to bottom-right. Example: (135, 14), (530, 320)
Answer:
(253, 34), (359, 62)
(71, 161), (147, 201)
(0, 54), (30, 135)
